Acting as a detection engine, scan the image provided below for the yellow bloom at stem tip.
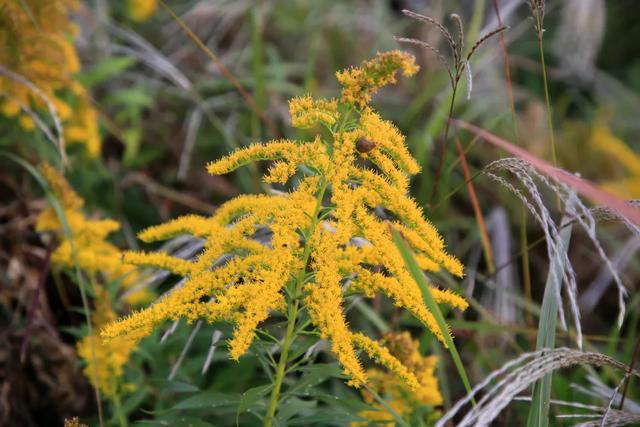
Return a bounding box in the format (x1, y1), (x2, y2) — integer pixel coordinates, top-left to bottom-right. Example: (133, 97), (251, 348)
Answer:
(336, 50), (419, 107)
(103, 51), (466, 391)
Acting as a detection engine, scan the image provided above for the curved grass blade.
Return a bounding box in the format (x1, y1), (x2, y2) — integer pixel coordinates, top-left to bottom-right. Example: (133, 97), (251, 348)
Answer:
(392, 228), (476, 406)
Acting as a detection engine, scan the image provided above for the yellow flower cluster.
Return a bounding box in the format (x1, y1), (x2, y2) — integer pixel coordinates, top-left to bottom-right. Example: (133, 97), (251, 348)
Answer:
(336, 50), (419, 107)
(354, 332), (442, 426)
(288, 96), (339, 128)
(128, 0), (158, 22)
(591, 125), (640, 198)
(77, 286), (137, 397)
(64, 418), (88, 427)
(102, 51), (466, 389)
(36, 163), (151, 305)
(0, 0), (101, 156)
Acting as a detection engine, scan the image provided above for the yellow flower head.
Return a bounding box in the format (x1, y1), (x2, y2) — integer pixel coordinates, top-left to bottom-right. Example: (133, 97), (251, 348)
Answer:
(0, 0), (101, 156)
(354, 332), (443, 426)
(102, 52), (465, 390)
(336, 50), (419, 107)
(128, 0), (158, 22)
(36, 163), (152, 305)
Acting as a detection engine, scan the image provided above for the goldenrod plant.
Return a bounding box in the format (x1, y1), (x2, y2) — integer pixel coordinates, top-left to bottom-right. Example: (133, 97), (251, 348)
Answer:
(103, 50), (467, 424)
(0, 0), (101, 156)
(36, 163), (152, 305)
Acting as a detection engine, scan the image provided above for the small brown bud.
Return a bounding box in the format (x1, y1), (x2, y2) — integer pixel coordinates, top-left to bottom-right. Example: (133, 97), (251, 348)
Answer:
(355, 137), (376, 153)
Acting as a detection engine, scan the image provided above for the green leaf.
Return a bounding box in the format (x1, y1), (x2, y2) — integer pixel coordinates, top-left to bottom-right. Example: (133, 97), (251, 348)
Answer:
(285, 363), (345, 396)
(106, 88), (154, 110)
(237, 384), (272, 414)
(135, 417), (215, 427)
(78, 56), (136, 86)
(276, 397), (317, 422)
(172, 391), (240, 410)
(392, 228), (475, 405)
(527, 220), (573, 427)
(363, 384), (410, 427)
(156, 380), (200, 393)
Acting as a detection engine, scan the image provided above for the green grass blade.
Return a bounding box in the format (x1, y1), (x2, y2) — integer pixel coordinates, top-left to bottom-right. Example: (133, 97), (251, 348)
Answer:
(392, 228), (475, 405)
(527, 220), (573, 427)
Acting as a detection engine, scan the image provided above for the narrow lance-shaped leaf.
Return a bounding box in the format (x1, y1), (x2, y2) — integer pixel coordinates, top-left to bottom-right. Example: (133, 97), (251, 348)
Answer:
(527, 218), (573, 427)
(392, 228), (475, 405)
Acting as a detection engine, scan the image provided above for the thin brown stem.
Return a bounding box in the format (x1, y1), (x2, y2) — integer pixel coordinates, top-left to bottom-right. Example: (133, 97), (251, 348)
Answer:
(455, 136), (495, 273)
(619, 336), (640, 409)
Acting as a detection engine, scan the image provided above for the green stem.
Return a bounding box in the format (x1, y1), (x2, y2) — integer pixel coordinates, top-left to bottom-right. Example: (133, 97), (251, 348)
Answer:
(534, 11), (562, 213)
(263, 181), (328, 427)
(536, 28), (556, 168)
(112, 391), (128, 427)
(430, 81), (459, 207)
(520, 204), (534, 344)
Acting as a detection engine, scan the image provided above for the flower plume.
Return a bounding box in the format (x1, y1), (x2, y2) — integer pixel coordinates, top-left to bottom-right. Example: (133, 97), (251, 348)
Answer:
(102, 51), (466, 388)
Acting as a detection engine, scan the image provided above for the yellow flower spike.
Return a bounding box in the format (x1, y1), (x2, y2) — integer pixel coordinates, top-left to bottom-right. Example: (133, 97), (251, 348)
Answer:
(207, 140), (301, 175)
(429, 287), (468, 311)
(288, 95), (339, 128)
(104, 52), (465, 393)
(138, 215), (218, 241)
(351, 267), (444, 343)
(364, 149), (410, 193)
(351, 332), (420, 391)
(36, 163), (151, 305)
(360, 108), (421, 175)
(306, 231), (368, 386)
(264, 160), (298, 184)
(0, 0), (102, 156)
(336, 50), (419, 107)
(37, 162), (84, 210)
(76, 287), (137, 397)
(123, 251), (197, 276)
